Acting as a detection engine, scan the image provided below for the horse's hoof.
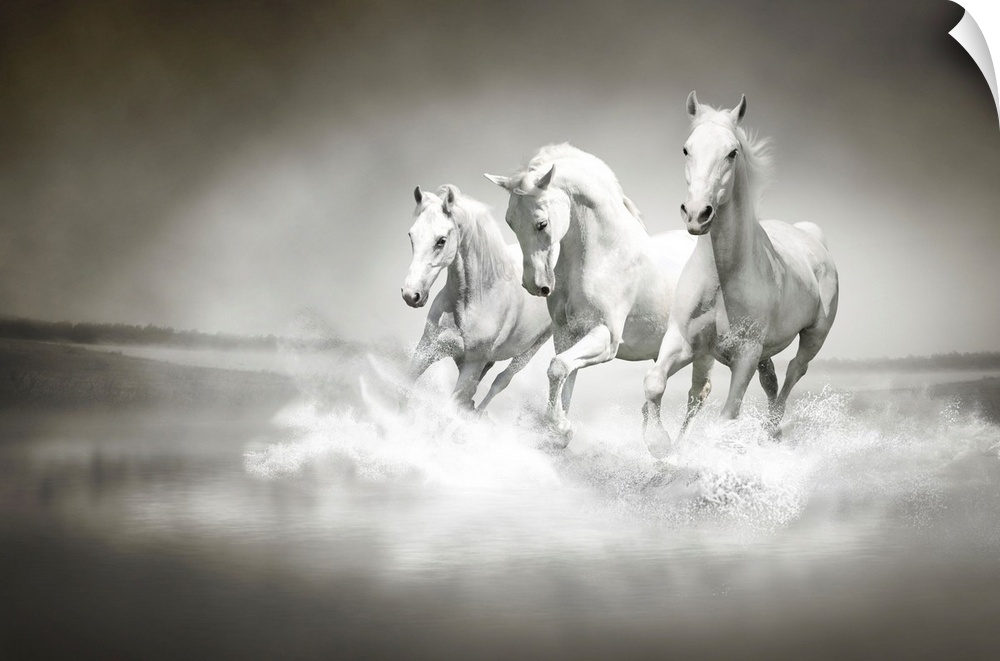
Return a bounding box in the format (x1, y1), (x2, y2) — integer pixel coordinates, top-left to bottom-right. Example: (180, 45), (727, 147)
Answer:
(643, 426), (674, 460)
(546, 420), (574, 449)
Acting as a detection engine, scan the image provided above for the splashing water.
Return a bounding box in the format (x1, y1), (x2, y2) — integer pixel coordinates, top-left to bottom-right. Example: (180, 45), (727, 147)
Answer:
(243, 354), (1000, 573)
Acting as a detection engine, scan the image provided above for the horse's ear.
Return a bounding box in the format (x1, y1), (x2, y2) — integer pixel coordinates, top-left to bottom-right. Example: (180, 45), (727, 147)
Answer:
(413, 186), (424, 204)
(442, 185), (459, 215)
(731, 94), (747, 125)
(686, 91), (700, 119)
(536, 165), (555, 190)
(484, 173), (513, 190)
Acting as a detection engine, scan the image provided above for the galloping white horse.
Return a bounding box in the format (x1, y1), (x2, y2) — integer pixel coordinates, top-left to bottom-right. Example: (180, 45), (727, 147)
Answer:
(642, 93), (839, 456)
(401, 184), (552, 412)
(485, 145), (703, 442)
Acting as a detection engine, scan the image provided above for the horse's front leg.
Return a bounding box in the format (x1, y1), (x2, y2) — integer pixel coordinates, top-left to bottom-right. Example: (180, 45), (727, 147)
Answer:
(680, 350), (714, 435)
(560, 369), (578, 414)
(451, 357), (489, 414)
(757, 357), (780, 436)
(400, 334), (444, 414)
(720, 345), (763, 420)
(642, 324), (695, 457)
(547, 325), (618, 446)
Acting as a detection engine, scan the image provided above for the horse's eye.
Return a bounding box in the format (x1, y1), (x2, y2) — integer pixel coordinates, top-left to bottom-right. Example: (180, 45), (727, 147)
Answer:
(727, 149), (738, 159)
(435, 237), (446, 248)
(536, 220), (548, 231)
(682, 147), (688, 156)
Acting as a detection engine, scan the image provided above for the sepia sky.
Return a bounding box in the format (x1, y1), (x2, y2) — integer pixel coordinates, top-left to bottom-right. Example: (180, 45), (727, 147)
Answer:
(0, 0), (997, 358)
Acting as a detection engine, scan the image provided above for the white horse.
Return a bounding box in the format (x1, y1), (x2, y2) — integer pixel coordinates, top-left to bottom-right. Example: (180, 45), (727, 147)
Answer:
(485, 145), (703, 443)
(401, 184), (552, 412)
(642, 93), (839, 457)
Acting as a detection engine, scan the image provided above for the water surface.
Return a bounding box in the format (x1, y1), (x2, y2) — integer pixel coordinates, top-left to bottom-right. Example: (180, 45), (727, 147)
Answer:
(1, 365), (999, 659)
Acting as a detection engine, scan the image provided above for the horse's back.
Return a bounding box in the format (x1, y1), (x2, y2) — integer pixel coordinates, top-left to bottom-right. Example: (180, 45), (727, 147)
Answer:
(792, 221), (828, 249)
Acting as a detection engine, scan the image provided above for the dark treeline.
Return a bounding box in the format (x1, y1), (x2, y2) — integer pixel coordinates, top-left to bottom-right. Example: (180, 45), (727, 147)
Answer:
(815, 351), (1000, 372)
(0, 316), (356, 352)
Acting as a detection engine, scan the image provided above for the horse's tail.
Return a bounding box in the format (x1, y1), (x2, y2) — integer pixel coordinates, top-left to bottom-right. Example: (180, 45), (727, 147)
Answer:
(794, 221), (827, 248)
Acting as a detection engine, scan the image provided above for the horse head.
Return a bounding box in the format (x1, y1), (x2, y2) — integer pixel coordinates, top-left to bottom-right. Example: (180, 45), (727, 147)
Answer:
(402, 185), (461, 307)
(681, 91), (748, 235)
(484, 165), (569, 297)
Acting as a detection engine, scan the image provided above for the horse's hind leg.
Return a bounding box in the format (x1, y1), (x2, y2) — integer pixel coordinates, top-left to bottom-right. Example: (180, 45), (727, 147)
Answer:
(479, 361), (495, 383)
(476, 331), (551, 412)
(475, 361), (515, 412)
(773, 326), (829, 426)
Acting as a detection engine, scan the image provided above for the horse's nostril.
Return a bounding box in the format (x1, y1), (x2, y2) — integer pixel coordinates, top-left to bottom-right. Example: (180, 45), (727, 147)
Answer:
(680, 203), (687, 215)
(539, 286), (550, 296)
(413, 292), (421, 302)
(698, 205), (714, 223)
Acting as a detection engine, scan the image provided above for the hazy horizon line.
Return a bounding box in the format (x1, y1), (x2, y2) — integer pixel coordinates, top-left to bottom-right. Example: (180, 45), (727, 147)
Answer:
(2, 313), (999, 364)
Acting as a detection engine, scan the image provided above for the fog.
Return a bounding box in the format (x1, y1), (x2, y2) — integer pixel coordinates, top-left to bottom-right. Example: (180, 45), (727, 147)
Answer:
(0, 0), (997, 358)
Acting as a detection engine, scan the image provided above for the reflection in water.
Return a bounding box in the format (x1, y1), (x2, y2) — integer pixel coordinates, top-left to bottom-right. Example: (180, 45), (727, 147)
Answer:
(1, 372), (999, 659)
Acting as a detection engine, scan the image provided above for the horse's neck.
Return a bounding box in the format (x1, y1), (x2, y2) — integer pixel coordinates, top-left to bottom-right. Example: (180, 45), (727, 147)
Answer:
(559, 197), (639, 276)
(444, 252), (471, 306)
(444, 218), (507, 308)
(711, 164), (767, 282)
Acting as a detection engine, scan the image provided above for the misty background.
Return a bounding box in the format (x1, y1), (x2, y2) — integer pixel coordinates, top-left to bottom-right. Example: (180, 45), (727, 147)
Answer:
(1, 0), (997, 359)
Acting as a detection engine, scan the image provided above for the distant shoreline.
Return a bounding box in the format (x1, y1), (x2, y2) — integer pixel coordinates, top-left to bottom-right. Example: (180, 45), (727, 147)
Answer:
(2, 315), (998, 373)
(0, 338), (301, 414)
(0, 316), (363, 354)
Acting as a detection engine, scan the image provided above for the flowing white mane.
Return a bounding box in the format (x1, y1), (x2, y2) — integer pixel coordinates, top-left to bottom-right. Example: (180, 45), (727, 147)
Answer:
(437, 186), (514, 283)
(691, 109), (774, 213)
(515, 143), (645, 229)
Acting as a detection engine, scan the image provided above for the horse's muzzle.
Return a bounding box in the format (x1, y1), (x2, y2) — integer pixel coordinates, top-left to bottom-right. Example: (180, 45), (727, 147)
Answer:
(686, 218), (712, 235)
(401, 288), (426, 307)
(522, 277), (554, 297)
(682, 202), (714, 235)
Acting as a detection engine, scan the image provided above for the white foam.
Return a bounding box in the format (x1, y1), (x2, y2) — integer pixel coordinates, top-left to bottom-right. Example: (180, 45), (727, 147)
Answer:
(245, 363), (1000, 548)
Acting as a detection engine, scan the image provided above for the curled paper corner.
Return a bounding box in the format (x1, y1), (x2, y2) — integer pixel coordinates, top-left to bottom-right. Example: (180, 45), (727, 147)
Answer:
(949, 4), (999, 127)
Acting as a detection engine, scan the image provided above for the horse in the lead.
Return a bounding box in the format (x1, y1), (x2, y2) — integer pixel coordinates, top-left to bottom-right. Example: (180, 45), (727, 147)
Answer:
(642, 92), (839, 458)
